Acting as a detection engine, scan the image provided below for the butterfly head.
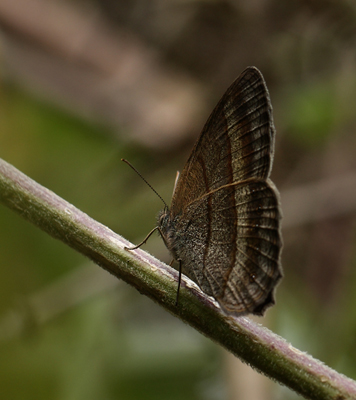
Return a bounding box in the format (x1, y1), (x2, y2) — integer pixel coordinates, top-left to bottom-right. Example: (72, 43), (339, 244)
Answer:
(157, 205), (182, 263)
(157, 206), (170, 230)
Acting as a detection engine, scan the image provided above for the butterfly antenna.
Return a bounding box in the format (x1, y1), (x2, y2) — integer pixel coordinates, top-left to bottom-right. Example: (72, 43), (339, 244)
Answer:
(122, 159), (168, 208)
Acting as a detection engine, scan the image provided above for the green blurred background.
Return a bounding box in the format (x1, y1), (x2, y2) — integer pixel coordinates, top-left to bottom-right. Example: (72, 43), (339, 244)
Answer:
(0, 1), (356, 399)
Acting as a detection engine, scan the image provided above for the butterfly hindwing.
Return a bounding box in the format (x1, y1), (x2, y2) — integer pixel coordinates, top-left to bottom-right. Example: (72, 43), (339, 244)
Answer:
(164, 179), (281, 316)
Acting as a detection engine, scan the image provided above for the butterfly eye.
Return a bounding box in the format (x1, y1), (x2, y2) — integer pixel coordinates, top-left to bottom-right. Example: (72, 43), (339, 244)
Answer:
(158, 208), (170, 228)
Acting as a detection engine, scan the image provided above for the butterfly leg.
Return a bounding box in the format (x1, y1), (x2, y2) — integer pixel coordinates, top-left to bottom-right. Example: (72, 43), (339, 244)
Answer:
(124, 226), (159, 250)
(175, 260), (182, 306)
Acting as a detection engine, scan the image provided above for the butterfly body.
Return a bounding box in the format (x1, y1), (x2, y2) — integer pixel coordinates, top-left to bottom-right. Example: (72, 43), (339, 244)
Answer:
(157, 67), (282, 316)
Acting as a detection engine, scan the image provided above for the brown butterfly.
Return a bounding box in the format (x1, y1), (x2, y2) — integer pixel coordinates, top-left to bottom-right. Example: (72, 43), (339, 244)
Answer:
(126, 66), (282, 316)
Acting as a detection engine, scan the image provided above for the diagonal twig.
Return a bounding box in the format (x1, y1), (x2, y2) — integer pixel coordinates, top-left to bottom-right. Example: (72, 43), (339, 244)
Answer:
(0, 156), (355, 400)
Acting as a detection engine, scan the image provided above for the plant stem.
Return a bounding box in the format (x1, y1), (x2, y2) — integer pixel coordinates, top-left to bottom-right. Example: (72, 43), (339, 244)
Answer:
(0, 157), (355, 400)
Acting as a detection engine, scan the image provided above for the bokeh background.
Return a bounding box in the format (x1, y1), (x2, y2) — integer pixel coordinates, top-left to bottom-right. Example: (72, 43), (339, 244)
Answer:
(1, 0), (356, 399)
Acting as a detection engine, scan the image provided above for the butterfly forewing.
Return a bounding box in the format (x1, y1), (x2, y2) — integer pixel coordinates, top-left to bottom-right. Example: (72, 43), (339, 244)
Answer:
(170, 67), (275, 216)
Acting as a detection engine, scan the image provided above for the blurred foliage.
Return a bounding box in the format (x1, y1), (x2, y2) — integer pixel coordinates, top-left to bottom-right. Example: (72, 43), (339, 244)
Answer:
(0, 82), (220, 400)
(1, 0), (356, 399)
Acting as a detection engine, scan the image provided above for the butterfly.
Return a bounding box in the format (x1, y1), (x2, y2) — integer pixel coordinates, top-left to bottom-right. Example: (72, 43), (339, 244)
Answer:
(126, 66), (282, 316)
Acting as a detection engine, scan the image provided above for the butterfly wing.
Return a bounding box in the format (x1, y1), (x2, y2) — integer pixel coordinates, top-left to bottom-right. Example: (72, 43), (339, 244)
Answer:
(160, 66), (282, 315)
(170, 66), (275, 216)
(172, 179), (282, 316)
